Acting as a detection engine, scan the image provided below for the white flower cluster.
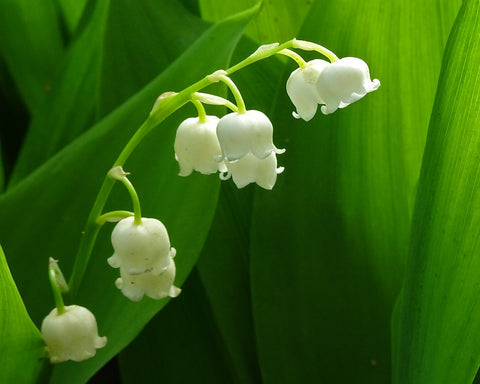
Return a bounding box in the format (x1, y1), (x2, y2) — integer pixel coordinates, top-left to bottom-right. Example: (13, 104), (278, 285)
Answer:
(175, 110), (284, 190)
(41, 305), (107, 363)
(287, 57), (380, 120)
(108, 216), (180, 301)
(174, 55), (379, 189)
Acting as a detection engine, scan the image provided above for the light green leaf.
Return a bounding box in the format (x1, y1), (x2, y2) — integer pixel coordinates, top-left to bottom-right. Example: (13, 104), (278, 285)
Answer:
(393, 0), (480, 382)
(0, 0), (64, 113)
(0, 6), (256, 383)
(0, 244), (45, 383)
(199, 0), (312, 42)
(249, 0), (460, 382)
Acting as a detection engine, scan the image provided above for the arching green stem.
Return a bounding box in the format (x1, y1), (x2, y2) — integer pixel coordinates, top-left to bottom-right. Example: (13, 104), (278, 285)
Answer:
(278, 49), (308, 68)
(48, 258), (66, 315)
(219, 75), (246, 113)
(97, 210), (134, 226)
(119, 176), (142, 225)
(191, 98), (207, 122)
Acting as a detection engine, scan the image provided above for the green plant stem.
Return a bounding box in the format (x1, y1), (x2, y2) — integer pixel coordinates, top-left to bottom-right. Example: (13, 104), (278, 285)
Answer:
(49, 263), (65, 315)
(119, 176), (142, 225)
(68, 38), (340, 296)
(219, 75), (246, 113)
(191, 99), (207, 122)
(278, 49), (307, 68)
(97, 210), (134, 225)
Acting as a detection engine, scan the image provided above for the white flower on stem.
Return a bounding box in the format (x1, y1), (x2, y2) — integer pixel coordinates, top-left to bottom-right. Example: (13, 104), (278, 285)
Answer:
(174, 116), (227, 176)
(222, 152), (284, 190)
(216, 110), (285, 161)
(115, 258), (181, 302)
(108, 216), (175, 276)
(41, 305), (107, 363)
(315, 57), (380, 115)
(286, 59), (329, 121)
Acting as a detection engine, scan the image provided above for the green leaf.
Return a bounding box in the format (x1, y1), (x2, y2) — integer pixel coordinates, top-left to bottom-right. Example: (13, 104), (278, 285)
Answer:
(55, 0), (89, 34)
(9, 0), (110, 186)
(248, 0), (460, 383)
(10, 0), (207, 187)
(0, 244), (45, 383)
(119, 270), (236, 384)
(0, 6), (256, 383)
(196, 183), (262, 384)
(393, 1), (480, 382)
(199, 0), (312, 42)
(0, 0), (64, 113)
(98, 0), (208, 118)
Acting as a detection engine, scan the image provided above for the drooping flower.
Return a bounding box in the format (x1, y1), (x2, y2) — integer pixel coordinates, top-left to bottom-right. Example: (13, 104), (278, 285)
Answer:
(222, 152), (284, 190)
(115, 258), (181, 302)
(315, 57), (380, 115)
(41, 305), (107, 363)
(216, 110), (285, 161)
(174, 116), (226, 176)
(286, 59), (329, 121)
(108, 216), (175, 276)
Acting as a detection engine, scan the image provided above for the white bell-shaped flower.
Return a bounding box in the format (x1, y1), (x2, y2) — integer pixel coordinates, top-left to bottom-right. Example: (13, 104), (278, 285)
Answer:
(286, 59), (329, 121)
(216, 110), (285, 161)
(174, 116), (227, 176)
(108, 216), (175, 276)
(222, 152), (284, 190)
(115, 258), (181, 302)
(41, 305), (107, 363)
(315, 57), (380, 114)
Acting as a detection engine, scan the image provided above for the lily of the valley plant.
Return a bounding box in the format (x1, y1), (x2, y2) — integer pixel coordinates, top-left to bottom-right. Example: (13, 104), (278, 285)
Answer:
(39, 38), (379, 363)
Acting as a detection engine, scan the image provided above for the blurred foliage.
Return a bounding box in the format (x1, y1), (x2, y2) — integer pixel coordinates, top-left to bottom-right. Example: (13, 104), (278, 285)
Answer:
(1, 0), (480, 383)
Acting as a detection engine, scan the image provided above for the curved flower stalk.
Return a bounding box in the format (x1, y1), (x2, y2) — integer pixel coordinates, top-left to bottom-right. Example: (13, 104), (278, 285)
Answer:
(41, 305), (107, 363)
(108, 216), (176, 276)
(315, 57), (380, 114)
(286, 59), (329, 121)
(115, 256), (181, 301)
(174, 115), (226, 176)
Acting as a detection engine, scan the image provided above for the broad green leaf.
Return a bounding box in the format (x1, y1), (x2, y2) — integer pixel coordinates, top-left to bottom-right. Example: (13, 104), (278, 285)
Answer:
(10, 0), (208, 187)
(0, 244), (45, 383)
(199, 0), (312, 42)
(98, 0), (208, 118)
(119, 270), (236, 384)
(393, 1), (480, 382)
(196, 182), (262, 384)
(0, 8), (255, 383)
(55, 0), (89, 34)
(0, 0), (63, 113)
(9, 0), (110, 186)
(249, 0), (460, 383)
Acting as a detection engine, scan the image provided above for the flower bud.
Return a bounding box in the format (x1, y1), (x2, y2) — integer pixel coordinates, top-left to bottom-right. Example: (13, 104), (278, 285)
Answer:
(222, 152), (284, 190)
(174, 116), (226, 176)
(41, 305), (106, 363)
(216, 110), (284, 161)
(115, 259), (181, 301)
(286, 59), (329, 121)
(315, 57), (380, 114)
(108, 217), (175, 275)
